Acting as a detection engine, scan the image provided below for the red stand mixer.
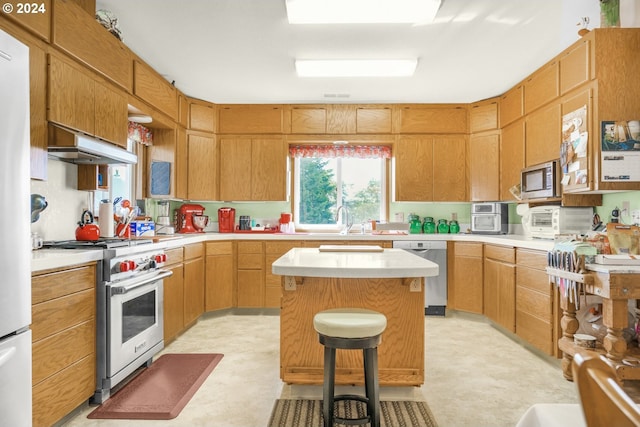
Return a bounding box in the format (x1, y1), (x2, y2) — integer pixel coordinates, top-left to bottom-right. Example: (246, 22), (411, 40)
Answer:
(175, 204), (209, 233)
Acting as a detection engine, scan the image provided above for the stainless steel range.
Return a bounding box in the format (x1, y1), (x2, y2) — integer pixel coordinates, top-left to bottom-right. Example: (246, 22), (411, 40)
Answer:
(44, 238), (172, 403)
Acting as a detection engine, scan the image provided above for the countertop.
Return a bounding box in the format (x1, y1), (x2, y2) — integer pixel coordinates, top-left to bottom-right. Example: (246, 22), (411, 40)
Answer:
(271, 247), (440, 278)
(31, 231), (555, 272)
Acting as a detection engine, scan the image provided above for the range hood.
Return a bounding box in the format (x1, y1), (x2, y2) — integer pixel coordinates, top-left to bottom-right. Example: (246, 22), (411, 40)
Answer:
(47, 124), (137, 165)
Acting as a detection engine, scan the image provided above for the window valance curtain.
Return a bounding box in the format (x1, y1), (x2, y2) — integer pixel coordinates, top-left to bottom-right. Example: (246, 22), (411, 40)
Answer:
(128, 121), (153, 146)
(289, 145), (391, 159)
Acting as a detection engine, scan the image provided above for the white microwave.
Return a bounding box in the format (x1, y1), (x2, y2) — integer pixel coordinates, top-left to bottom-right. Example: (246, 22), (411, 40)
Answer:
(524, 206), (593, 239)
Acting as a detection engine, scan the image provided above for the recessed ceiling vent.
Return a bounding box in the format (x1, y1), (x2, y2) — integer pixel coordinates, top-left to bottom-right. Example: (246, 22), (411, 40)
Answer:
(324, 93), (351, 98)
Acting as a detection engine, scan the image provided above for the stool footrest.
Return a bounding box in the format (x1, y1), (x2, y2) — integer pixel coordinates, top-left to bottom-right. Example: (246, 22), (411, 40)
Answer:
(332, 395), (371, 426)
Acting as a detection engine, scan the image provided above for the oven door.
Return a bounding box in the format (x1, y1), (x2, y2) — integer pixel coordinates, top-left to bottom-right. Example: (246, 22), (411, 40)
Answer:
(107, 270), (171, 382)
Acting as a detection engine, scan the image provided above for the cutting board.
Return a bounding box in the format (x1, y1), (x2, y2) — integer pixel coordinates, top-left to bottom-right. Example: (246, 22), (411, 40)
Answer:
(318, 245), (383, 252)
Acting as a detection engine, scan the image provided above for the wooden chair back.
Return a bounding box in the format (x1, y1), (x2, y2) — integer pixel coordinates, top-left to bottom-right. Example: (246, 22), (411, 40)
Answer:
(572, 353), (640, 427)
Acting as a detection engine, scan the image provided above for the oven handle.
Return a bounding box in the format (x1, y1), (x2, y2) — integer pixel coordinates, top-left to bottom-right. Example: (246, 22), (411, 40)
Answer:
(110, 269), (173, 295)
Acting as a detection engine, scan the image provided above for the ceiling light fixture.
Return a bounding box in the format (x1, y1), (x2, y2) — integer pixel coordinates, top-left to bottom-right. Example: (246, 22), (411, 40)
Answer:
(285, 0), (441, 24)
(296, 59), (418, 77)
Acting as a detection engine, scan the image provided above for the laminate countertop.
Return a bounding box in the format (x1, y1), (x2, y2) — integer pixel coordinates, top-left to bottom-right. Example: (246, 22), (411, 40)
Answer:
(271, 247), (439, 278)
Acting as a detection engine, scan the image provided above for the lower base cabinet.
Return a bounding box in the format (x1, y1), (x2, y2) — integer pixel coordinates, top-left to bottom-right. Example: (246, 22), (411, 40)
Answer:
(205, 241), (235, 310)
(237, 241), (265, 307)
(183, 243), (205, 326)
(265, 241), (302, 308)
(483, 244), (516, 332)
(448, 242), (483, 314)
(31, 263), (96, 427)
(163, 247), (185, 344)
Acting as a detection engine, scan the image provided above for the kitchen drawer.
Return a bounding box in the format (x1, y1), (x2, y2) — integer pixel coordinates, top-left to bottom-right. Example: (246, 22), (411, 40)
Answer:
(238, 241), (264, 254)
(206, 241), (234, 256)
(516, 309), (553, 355)
(454, 242), (483, 258)
(516, 248), (547, 270)
(165, 247), (184, 265)
(516, 266), (552, 294)
(32, 355), (95, 427)
(184, 242), (204, 260)
(32, 263), (95, 305)
(516, 285), (552, 320)
(32, 319), (94, 386)
(265, 241), (300, 254)
(31, 289), (95, 342)
(238, 253), (263, 269)
(484, 244), (515, 264)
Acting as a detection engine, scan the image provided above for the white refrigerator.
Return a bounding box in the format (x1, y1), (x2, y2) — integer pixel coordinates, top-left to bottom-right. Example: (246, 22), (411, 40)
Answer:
(0, 28), (33, 427)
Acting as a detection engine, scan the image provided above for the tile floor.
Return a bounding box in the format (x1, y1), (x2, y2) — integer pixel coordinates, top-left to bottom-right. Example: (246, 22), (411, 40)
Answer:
(62, 311), (579, 427)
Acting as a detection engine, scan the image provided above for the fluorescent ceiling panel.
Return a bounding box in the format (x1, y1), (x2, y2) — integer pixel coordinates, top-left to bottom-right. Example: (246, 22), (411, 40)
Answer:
(295, 59), (418, 77)
(285, 0), (441, 24)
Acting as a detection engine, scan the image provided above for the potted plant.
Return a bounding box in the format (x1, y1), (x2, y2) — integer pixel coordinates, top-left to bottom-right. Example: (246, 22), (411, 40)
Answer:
(600, 0), (620, 27)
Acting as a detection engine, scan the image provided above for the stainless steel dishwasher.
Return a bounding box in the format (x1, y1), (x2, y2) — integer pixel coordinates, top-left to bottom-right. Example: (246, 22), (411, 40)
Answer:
(393, 240), (447, 316)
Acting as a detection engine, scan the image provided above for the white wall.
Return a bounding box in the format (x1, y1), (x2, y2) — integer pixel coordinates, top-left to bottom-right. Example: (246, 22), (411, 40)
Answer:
(30, 160), (92, 241)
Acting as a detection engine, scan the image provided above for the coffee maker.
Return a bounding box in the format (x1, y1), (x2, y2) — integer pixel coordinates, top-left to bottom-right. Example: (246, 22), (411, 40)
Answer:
(218, 207), (236, 233)
(175, 204), (208, 233)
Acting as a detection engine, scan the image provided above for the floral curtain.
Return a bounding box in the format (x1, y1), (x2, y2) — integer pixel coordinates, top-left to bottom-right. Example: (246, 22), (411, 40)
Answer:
(128, 121), (153, 146)
(289, 145), (391, 159)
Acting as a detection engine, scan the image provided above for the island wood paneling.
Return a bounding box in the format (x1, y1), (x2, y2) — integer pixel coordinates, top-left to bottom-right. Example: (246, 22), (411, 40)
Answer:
(280, 276), (424, 386)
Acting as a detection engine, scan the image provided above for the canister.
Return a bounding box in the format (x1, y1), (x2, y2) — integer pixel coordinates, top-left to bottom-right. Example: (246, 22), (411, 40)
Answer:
(422, 217), (436, 234)
(449, 220), (460, 234)
(437, 219), (449, 234)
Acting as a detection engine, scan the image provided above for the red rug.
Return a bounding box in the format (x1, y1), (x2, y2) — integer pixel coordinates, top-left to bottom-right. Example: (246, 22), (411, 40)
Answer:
(88, 353), (224, 420)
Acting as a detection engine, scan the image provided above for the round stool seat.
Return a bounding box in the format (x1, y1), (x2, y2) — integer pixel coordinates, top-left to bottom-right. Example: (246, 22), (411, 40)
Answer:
(314, 308), (387, 339)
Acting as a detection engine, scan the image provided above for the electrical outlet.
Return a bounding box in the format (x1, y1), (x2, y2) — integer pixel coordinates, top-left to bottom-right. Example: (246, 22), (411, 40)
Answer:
(409, 279), (421, 292)
(632, 210), (640, 224)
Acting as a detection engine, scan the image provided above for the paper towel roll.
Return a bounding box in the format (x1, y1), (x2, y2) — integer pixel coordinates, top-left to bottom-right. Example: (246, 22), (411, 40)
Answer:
(99, 202), (114, 237)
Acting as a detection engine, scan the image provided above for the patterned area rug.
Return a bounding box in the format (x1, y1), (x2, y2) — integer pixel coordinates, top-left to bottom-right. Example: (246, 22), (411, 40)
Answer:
(88, 353), (224, 420)
(268, 399), (438, 427)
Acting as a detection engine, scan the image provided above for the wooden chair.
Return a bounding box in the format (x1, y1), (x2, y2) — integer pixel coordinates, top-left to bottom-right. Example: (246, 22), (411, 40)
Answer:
(572, 353), (640, 427)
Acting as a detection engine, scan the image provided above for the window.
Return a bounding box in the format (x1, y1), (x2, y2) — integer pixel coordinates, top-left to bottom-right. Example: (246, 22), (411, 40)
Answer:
(291, 145), (389, 230)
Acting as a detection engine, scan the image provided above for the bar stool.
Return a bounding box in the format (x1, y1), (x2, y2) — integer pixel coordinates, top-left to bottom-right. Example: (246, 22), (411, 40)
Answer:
(313, 308), (387, 427)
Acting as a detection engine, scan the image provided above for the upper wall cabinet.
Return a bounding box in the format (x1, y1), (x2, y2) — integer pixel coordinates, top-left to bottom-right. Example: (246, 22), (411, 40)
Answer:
(469, 131), (500, 202)
(523, 61), (559, 114)
(48, 53), (128, 147)
(218, 105), (284, 134)
(290, 106), (327, 134)
(52, 0), (132, 91)
(499, 85), (523, 128)
(2, 0), (51, 41)
(133, 60), (178, 121)
(397, 105), (468, 134)
(188, 99), (216, 133)
(356, 106), (392, 134)
(470, 99), (499, 133)
(559, 38), (590, 95)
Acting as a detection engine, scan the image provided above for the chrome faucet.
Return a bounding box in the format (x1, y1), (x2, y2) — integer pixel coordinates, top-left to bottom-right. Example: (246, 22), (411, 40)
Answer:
(336, 205), (353, 235)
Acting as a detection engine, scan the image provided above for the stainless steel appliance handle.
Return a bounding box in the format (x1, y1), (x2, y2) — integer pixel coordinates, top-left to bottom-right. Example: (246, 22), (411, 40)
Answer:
(110, 269), (173, 295)
(411, 249), (431, 254)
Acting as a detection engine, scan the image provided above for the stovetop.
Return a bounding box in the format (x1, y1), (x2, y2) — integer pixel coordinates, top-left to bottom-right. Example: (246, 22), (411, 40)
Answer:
(43, 238), (153, 250)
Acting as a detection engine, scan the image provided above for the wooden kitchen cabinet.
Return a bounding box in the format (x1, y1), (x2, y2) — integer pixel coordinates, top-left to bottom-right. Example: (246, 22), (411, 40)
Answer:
(219, 137), (288, 201)
(31, 262), (96, 427)
(468, 131), (500, 202)
(183, 243), (205, 326)
(48, 53), (129, 147)
(175, 126), (188, 200)
(397, 105), (468, 134)
(218, 104), (284, 134)
(189, 98), (216, 133)
(448, 242), (483, 314)
(559, 38), (591, 95)
(356, 106), (393, 133)
(516, 248), (559, 357)
(290, 106), (327, 133)
(186, 130), (218, 200)
(163, 247), (184, 343)
(205, 241), (235, 311)
(523, 60), (559, 114)
(469, 99), (499, 133)
(525, 102), (561, 167)
(52, 0), (132, 91)
(483, 244), (516, 332)
(499, 85), (524, 128)
(1, 0), (51, 42)
(395, 135), (466, 201)
(77, 164), (109, 191)
(133, 59), (177, 120)
(265, 241), (302, 308)
(500, 118), (525, 200)
(237, 241), (265, 307)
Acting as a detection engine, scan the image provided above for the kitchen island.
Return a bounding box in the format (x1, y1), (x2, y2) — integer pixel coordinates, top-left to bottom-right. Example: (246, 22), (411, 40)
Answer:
(272, 246), (439, 386)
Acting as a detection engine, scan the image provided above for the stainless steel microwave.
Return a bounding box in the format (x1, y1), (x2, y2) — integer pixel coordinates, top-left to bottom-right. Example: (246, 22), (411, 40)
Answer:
(471, 202), (509, 235)
(521, 160), (561, 200)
